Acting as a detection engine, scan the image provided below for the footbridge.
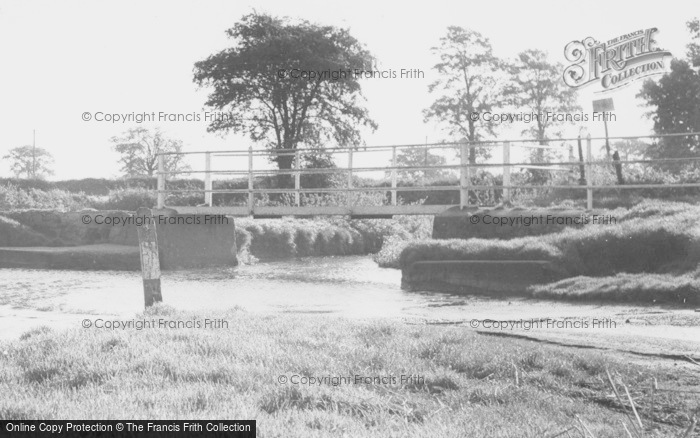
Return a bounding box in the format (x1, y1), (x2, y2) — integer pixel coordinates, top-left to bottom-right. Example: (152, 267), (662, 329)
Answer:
(155, 133), (700, 218)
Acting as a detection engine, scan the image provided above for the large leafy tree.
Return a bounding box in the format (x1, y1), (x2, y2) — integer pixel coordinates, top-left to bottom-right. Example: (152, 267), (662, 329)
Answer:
(638, 18), (700, 165)
(3, 146), (54, 179)
(111, 127), (190, 178)
(504, 49), (580, 183)
(193, 13), (377, 171)
(391, 147), (449, 181)
(424, 27), (504, 165)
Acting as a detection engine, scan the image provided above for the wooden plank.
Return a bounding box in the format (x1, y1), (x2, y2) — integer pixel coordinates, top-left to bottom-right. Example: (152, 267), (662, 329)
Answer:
(136, 207), (162, 307)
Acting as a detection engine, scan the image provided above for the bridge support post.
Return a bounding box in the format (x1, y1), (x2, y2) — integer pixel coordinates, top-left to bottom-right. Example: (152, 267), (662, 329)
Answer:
(157, 154), (165, 209)
(391, 146), (397, 206)
(347, 147), (353, 208)
(502, 141), (511, 203)
(248, 146), (254, 215)
(136, 207), (162, 308)
(586, 134), (593, 210)
(294, 150), (300, 207)
(205, 152), (212, 207)
(460, 142), (469, 209)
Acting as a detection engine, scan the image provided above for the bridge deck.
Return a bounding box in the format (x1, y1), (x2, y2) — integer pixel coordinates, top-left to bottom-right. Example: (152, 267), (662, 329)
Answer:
(171, 204), (455, 217)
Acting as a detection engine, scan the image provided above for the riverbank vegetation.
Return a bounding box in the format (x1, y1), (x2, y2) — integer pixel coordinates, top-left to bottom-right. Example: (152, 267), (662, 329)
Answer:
(396, 201), (700, 305)
(234, 215), (432, 262)
(0, 304), (697, 437)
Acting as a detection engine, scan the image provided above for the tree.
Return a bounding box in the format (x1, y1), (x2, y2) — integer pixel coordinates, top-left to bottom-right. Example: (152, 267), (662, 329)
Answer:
(504, 49), (580, 183)
(3, 146), (54, 179)
(111, 127), (190, 178)
(389, 147), (449, 181)
(638, 18), (700, 166)
(193, 13), (377, 172)
(424, 27), (504, 165)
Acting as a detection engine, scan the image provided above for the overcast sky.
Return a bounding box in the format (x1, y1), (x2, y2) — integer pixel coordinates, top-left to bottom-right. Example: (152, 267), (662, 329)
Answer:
(0, 0), (697, 179)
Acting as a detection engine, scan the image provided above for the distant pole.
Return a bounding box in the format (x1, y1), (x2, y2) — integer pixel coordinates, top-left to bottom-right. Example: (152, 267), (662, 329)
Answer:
(136, 207), (162, 307)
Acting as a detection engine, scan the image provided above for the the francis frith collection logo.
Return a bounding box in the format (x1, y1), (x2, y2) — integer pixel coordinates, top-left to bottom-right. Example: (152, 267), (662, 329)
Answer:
(563, 28), (672, 92)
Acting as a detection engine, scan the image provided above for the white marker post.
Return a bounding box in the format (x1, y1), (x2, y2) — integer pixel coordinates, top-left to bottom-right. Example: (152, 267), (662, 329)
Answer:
(136, 207), (162, 307)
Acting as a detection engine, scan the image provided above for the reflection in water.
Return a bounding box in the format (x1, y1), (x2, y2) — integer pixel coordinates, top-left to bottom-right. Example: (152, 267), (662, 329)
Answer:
(0, 257), (456, 319)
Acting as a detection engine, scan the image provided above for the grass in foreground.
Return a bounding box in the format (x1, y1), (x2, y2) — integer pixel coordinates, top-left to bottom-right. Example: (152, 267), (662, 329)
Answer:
(1, 305), (698, 437)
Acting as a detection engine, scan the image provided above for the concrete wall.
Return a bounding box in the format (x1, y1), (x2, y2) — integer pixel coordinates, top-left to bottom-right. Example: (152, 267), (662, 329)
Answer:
(0, 210), (238, 270)
(399, 207), (584, 294)
(402, 260), (565, 296)
(154, 213), (238, 269)
(432, 206), (591, 240)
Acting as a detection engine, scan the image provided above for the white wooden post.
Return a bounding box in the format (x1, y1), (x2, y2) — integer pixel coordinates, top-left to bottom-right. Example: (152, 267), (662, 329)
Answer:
(502, 141), (511, 203)
(460, 143), (468, 208)
(157, 154), (165, 209)
(391, 146), (397, 206)
(347, 148), (353, 207)
(586, 134), (593, 210)
(204, 152), (212, 207)
(136, 207), (162, 307)
(248, 147), (254, 214)
(294, 150), (300, 207)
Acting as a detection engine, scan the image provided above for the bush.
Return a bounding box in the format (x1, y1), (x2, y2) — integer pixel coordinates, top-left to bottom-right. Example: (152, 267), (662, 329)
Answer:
(94, 188), (156, 211)
(0, 184), (95, 211)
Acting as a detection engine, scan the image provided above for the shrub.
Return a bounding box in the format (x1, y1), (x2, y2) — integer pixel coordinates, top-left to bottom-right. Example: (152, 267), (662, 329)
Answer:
(0, 184), (95, 211)
(94, 188), (156, 211)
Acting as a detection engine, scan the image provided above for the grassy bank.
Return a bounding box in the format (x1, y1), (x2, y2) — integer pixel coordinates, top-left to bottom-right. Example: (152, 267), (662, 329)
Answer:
(0, 305), (696, 437)
(393, 201), (700, 304)
(235, 216), (432, 262)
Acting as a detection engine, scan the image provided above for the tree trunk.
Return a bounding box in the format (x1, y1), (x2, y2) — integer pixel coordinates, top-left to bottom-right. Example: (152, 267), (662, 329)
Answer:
(273, 148), (295, 189)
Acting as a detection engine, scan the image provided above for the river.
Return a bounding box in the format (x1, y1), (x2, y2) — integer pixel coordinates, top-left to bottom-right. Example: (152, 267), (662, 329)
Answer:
(1, 256), (698, 361)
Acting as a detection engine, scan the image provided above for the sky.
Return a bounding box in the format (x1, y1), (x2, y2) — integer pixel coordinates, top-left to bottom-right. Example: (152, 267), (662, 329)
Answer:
(0, 0), (698, 179)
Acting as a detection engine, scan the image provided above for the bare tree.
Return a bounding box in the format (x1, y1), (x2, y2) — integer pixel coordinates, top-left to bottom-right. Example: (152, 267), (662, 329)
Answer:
(111, 127), (190, 178)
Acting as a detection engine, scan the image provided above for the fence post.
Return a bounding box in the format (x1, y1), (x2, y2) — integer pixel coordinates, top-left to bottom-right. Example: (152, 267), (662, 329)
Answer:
(502, 141), (511, 203)
(460, 142), (468, 209)
(613, 150), (625, 185)
(586, 134), (593, 210)
(204, 152), (212, 207)
(577, 136), (586, 185)
(391, 146), (397, 206)
(347, 147), (353, 208)
(136, 207), (162, 308)
(157, 154), (165, 209)
(248, 146), (254, 215)
(294, 150), (300, 207)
